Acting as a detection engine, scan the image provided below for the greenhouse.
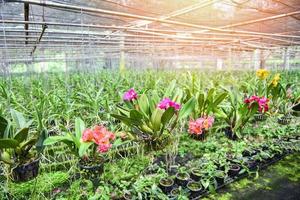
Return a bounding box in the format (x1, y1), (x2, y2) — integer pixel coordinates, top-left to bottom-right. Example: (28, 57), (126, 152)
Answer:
(0, 0), (300, 199)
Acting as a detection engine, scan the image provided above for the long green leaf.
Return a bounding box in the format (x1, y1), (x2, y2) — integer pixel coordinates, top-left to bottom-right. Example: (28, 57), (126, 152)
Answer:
(179, 97), (196, 120)
(161, 107), (175, 126)
(138, 94), (150, 116)
(79, 142), (93, 157)
(14, 127), (29, 143)
(151, 108), (163, 132)
(10, 109), (26, 129)
(0, 139), (19, 149)
(75, 118), (85, 139)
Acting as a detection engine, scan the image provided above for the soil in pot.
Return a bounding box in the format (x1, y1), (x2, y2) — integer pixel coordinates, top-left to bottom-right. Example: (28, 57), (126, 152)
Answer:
(191, 168), (202, 182)
(159, 177), (174, 194)
(224, 127), (238, 140)
(228, 164), (241, 177)
(11, 158), (40, 182)
(175, 172), (190, 186)
(187, 181), (203, 198)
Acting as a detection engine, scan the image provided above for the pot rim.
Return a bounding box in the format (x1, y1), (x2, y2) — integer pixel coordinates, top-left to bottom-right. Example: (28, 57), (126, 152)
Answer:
(187, 181), (202, 191)
(176, 172), (190, 180)
(13, 157), (40, 169)
(159, 177), (174, 186)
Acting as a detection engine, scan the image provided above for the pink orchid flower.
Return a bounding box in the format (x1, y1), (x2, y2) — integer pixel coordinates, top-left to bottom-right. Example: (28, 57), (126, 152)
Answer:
(123, 88), (138, 101)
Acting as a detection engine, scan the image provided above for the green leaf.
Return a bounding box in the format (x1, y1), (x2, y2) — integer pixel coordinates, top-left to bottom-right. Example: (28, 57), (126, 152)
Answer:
(0, 139), (19, 149)
(0, 116), (8, 137)
(43, 135), (73, 146)
(179, 97), (196, 120)
(111, 113), (141, 126)
(165, 80), (176, 97)
(75, 118), (85, 139)
(36, 129), (47, 153)
(79, 142), (93, 157)
(213, 92), (228, 106)
(138, 94), (150, 116)
(10, 109), (27, 129)
(207, 88), (215, 102)
(161, 107), (175, 126)
(151, 108), (164, 131)
(130, 110), (144, 121)
(14, 127), (29, 143)
(198, 93), (205, 111)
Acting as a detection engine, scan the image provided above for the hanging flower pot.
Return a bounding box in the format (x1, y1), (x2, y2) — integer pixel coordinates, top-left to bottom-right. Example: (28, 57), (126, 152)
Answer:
(159, 177), (174, 194)
(11, 158), (40, 182)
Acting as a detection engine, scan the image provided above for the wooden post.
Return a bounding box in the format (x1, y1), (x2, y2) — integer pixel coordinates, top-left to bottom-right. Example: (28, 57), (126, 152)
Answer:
(24, 3), (29, 45)
(283, 47), (290, 70)
(259, 50), (265, 69)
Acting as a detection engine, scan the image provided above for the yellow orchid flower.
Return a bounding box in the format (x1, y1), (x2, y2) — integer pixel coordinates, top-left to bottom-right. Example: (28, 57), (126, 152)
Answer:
(256, 69), (269, 80)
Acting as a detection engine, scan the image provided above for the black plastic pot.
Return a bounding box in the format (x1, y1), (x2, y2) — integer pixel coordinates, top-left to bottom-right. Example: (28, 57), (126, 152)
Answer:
(159, 177), (174, 194)
(215, 176), (224, 186)
(190, 131), (206, 141)
(228, 164), (241, 177)
(292, 104), (300, 117)
(277, 116), (291, 125)
(11, 158), (40, 182)
(245, 159), (257, 170)
(190, 168), (202, 182)
(224, 127), (238, 140)
(78, 160), (104, 180)
(170, 187), (180, 198)
(175, 172), (190, 187)
(254, 113), (267, 121)
(187, 181), (203, 198)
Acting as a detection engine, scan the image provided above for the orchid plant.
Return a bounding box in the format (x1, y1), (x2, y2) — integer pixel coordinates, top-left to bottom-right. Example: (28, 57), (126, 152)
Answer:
(217, 88), (259, 138)
(111, 88), (195, 147)
(188, 116), (214, 136)
(43, 118), (115, 162)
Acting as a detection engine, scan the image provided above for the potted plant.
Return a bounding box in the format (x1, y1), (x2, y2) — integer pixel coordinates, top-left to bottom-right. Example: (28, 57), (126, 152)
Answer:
(244, 96), (269, 122)
(175, 167), (190, 186)
(43, 118), (116, 182)
(190, 168), (202, 182)
(187, 181), (203, 198)
(228, 164), (241, 178)
(188, 116), (214, 141)
(217, 88), (259, 140)
(111, 88), (195, 150)
(159, 177), (174, 193)
(0, 110), (46, 182)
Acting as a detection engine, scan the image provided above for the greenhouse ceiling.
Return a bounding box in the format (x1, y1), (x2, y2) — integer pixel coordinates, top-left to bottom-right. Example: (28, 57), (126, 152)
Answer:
(0, 0), (300, 63)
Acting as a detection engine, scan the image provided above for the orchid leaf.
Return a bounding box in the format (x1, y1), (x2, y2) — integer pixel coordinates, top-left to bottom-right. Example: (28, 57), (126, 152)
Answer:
(179, 97), (196, 120)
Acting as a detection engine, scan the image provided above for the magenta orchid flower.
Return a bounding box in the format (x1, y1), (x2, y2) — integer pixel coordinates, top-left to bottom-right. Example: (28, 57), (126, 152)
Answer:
(244, 95), (269, 113)
(157, 98), (181, 111)
(123, 88), (138, 101)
